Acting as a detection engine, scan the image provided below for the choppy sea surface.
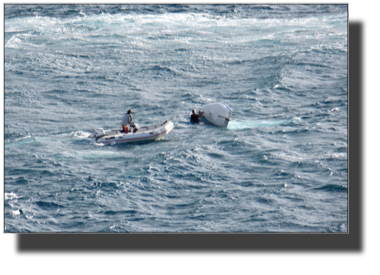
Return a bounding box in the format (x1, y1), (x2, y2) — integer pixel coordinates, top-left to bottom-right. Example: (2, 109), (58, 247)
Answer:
(4, 4), (348, 233)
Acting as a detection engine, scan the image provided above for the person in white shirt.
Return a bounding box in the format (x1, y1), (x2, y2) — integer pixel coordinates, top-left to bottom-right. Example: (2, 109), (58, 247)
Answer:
(121, 109), (133, 133)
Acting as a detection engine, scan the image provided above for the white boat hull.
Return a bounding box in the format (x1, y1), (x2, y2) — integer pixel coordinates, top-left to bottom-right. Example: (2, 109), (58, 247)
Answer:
(88, 120), (174, 144)
(202, 102), (232, 127)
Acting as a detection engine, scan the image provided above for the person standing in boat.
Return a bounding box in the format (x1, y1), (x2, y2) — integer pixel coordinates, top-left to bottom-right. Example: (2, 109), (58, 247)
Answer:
(121, 109), (133, 133)
(190, 109), (204, 123)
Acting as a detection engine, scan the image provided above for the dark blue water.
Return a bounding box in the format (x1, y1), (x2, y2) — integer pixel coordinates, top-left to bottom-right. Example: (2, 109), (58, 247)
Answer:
(4, 4), (348, 232)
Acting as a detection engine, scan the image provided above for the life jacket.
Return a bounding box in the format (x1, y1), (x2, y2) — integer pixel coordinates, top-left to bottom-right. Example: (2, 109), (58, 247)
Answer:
(122, 125), (129, 133)
(190, 113), (199, 123)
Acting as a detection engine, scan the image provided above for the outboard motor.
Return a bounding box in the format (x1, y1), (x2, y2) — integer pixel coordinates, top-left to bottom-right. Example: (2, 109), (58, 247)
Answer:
(130, 123), (138, 133)
(95, 128), (105, 138)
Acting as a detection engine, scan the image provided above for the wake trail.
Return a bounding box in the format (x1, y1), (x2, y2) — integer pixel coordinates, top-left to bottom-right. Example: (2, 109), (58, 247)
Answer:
(227, 118), (296, 130)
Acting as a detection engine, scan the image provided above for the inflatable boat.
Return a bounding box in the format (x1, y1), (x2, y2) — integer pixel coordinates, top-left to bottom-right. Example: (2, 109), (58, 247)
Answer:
(202, 102), (232, 127)
(88, 120), (174, 144)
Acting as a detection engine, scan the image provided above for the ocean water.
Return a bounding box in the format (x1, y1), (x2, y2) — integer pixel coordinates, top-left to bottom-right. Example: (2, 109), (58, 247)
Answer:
(4, 4), (348, 233)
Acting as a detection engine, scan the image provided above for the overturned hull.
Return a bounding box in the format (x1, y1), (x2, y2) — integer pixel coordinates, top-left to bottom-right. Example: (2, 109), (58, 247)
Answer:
(202, 102), (232, 127)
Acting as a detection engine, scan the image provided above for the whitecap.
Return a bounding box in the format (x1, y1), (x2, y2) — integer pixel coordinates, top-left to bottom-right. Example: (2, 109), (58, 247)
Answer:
(5, 192), (21, 200)
(11, 210), (21, 216)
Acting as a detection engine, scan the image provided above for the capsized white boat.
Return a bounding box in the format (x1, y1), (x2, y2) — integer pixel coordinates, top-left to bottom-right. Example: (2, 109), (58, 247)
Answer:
(88, 120), (174, 144)
(201, 102), (232, 127)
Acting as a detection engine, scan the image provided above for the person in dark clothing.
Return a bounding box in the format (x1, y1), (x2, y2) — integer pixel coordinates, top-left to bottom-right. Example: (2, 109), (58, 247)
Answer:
(190, 109), (204, 123)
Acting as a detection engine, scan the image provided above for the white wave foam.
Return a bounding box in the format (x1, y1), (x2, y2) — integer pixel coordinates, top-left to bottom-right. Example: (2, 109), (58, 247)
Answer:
(5, 11), (346, 41)
(93, 142), (105, 147)
(5, 192), (21, 200)
(11, 210), (21, 216)
(59, 149), (124, 160)
(6, 35), (22, 48)
(71, 131), (92, 139)
(329, 153), (347, 159)
(5, 135), (35, 148)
